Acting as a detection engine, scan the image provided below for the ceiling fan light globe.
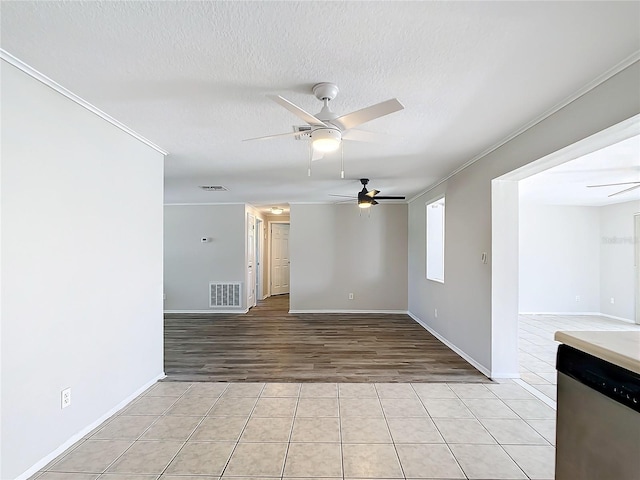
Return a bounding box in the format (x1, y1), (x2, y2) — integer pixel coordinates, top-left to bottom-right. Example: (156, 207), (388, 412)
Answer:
(312, 128), (341, 153)
(358, 202), (372, 209)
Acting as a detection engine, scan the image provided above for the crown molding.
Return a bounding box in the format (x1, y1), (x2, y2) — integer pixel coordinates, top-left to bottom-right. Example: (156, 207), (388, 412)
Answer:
(1, 49), (168, 156)
(408, 52), (640, 203)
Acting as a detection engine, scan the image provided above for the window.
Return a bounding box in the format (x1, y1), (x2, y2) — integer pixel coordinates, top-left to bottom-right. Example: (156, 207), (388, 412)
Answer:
(426, 197), (445, 282)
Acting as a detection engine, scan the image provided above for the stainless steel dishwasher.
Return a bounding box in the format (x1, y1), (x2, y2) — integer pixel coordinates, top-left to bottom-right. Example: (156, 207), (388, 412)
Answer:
(555, 344), (640, 480)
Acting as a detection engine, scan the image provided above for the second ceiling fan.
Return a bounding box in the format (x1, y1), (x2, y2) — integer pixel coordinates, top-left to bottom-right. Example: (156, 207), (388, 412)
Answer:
(331, 178), (406, 208)
(244, 82), (404, 162)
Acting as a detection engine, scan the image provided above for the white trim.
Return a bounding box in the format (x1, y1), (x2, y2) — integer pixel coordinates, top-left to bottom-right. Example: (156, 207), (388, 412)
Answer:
(289, 309), (409, 314)
(164, 202), (247, 206)
(598, 313), (635, 324)
(513, 378), (557, 410)
(15, 372), (165, 480)
(408, 53), (640, 203)
(520, 311), (635, 323)
(1, 49), (168, 156)
(164, 309), (249, 314)
(407, 312), (491, 378)
(519, 311), (602, 315)
(490, 371), (521, 379)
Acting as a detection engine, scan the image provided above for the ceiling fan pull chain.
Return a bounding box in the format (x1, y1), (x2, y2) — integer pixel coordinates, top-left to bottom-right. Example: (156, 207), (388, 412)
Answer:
(340, 142), (345, 179)
(308, 142), (312, 177)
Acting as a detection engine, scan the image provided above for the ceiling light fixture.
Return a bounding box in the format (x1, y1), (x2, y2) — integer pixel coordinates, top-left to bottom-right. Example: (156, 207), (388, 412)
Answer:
(358, 198), (372, 209)
(271, 207), (284, 215)
(311, 128), (341, 153)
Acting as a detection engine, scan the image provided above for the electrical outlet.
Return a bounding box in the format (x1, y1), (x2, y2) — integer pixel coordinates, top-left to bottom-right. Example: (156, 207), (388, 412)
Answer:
(575, 295), (580, 302)
(610, 297), (615, 304)
(434, 308), (438, 318)
(61, 388), (71, 409)
(348, 293), (354, 300)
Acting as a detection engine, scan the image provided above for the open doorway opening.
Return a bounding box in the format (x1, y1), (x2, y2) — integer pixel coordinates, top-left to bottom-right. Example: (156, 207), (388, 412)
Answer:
(492, 114), (640, 401)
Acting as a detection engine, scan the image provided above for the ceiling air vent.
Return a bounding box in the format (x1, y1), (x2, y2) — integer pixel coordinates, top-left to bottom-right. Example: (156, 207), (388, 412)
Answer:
(293, 125), (312, 140)
(199, 185), (228, 191)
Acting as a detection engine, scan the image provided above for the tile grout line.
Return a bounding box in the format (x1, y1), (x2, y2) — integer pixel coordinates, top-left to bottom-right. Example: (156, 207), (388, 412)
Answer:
(513, 379), (557, 410)
(337, 383), (345, 480)
(218, 382), (264, 478)
(100, 382), (192, 477)
(413, 383), (472, 478)
(280, 384), (302, 478)
(375, 383), (408, 479)
(154, 382), (230, 478)
(46, 383), (189, 476)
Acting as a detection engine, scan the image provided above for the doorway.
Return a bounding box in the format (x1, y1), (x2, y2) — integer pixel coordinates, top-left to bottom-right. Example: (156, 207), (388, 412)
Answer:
(636, 213), (640, 324)
(270, 222), (290, 296)
(256, 218), (263, 301)
(247, 213), (256, 309)
(491, 114), (640, 385)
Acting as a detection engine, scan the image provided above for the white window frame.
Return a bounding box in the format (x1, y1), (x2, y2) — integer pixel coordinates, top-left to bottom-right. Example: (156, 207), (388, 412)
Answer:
(426, 197), (445, 283)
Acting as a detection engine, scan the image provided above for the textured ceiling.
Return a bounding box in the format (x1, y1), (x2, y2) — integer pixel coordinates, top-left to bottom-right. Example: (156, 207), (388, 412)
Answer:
(2, 1), (639, 209)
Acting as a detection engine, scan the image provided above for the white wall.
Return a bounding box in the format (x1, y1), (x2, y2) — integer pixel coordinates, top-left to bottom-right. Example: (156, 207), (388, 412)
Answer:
(600, 200), (640, 320)
(1, 62), (164, 479)
(519, 204), (601, 312)
(408, 61), (640, 376)
(289, 204), (408, 312)
(164, 204), (246, 311)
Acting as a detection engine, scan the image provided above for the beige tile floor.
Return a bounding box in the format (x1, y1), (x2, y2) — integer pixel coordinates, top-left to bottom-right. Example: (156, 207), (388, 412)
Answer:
(30, 381), (556, 480)
(518, 314), (640, 400)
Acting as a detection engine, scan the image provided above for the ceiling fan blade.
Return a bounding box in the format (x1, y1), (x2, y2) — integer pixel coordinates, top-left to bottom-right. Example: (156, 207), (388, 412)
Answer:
(335, 98), (404, 130)
(328, 194), (356, 198)
(311, 148), (325, 161)
(243, 130), (305, 142)
(268, 95), (328, 126)
(366, 189), (380, 198)
(342, 129), (381, 142)
(371, 199), (379, 206)
(373, 196), (406, 200)
(608, 184), (640, 197)
(587, 181), (640, 188)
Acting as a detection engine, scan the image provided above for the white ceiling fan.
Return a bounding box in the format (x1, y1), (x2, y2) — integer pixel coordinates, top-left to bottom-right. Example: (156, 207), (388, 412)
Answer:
(244, 82), (404, 164)
(587, 181), (640, 197)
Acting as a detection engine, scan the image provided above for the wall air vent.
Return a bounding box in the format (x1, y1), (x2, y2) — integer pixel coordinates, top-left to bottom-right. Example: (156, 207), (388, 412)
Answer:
(210, 282), (241, 307)
(293, 125), (312, 140)
(199, 185), (228, 191)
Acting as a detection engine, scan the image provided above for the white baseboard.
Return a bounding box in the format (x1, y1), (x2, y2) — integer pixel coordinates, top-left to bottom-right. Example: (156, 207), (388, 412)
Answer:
(600, 313), (636, 324)
(489, 371), (521, 379)
(407, 311), (491, 378)
(513, 379), (557, 410)
(288, 309), (409, 314)
(519, 311), (601, 315)
(519, 311), (635, 324)
(17, 372), (165, 480)
(164, 309), (249, 314)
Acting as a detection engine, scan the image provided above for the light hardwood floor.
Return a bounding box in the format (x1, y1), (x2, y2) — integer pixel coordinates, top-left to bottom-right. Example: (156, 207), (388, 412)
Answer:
(164, 295), (489, 383)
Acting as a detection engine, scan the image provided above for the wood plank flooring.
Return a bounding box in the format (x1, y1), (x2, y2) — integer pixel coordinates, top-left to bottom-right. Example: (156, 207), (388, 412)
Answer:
(164, 295), (489, 383)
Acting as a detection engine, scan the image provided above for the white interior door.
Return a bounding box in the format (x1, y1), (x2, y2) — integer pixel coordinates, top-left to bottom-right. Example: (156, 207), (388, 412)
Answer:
(256, 218), (263, 300)
(247, 213), (256, 308)
(271, 223), (290, 295)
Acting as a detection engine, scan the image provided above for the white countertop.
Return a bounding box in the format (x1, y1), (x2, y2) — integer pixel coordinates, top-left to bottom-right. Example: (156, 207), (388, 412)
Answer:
(554, 331), (640, 375)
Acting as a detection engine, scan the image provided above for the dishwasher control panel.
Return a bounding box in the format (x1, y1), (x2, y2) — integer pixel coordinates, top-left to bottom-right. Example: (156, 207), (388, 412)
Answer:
(556, 344), (640, 414)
